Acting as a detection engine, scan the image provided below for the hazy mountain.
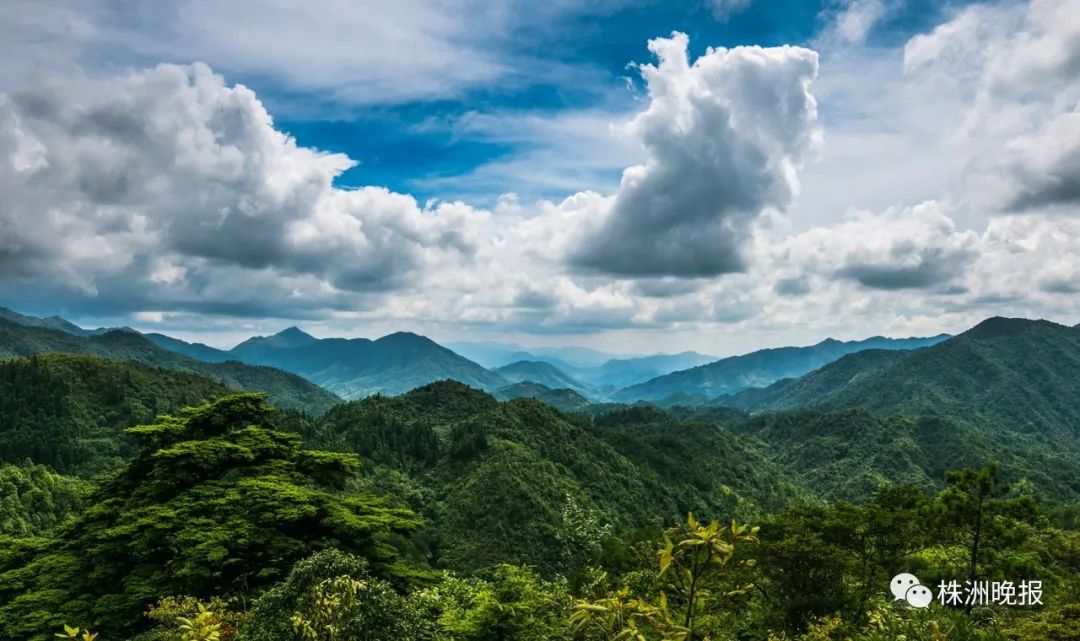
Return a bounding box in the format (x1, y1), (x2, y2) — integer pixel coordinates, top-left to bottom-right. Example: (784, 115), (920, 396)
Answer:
(231, 326), (318, 356)
(143, 333), (233, 362)
(446, 341), (633, 369)
(586, 351), (717, 389)
(493, 381), (592, 412)
(494, 360), (590, 394)
(0, 317), (338, 414)
(0, 306), (92, 337)
(220, 329), (508, 399)
(614, 334), (951, 402)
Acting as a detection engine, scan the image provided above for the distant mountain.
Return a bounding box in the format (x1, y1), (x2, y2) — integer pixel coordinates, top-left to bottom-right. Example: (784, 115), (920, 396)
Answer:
(231, 326), (318, 356)
(0, 317), (338, 414)
(446, 341), (633, 369)
(493, 382), (592, 412)
(587, 351), (717, 389)
(220, 329), (508, 399)
(494, 360), (590, 394)
(613, 334), (950, 402)
(143, 333), (233, 362)
(0, 306), (91, 337)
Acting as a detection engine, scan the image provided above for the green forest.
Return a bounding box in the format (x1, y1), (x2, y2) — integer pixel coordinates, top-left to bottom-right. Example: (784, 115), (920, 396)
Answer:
(1, 318), (1079, 640)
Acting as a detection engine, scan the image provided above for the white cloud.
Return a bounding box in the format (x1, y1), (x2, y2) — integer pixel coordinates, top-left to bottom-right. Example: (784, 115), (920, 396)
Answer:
(779, 201), (980, 291)
(570, 33), (820, 277)
(0, 63), (487, 316)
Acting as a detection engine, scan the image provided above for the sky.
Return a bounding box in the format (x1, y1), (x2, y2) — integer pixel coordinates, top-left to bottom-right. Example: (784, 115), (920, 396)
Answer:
(1, 0), (1079, 355)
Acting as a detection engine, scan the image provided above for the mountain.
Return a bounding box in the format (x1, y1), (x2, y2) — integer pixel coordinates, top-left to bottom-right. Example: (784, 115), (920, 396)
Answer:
(446, 341), (633, 369)
(613, 334), (950, 402)
(231, 325), (318, 356)
(721, 317), (1080, 501)
(0, 306), (91, 337)
(805, 318), (1080, 435)
(585, 351), (718, 389)
(493, 382), (592, 412)
(494, 360), (590, 394)
(222, 329), (508, 399)
(142, 332), (233, 362)
(725, 348), (912, 412)
(0, 318), (338, 414)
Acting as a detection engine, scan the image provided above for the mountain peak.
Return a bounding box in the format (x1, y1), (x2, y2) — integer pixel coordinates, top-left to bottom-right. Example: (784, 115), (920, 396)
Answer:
(963, 316), (1047, 340)
(275, 326), (315, 342)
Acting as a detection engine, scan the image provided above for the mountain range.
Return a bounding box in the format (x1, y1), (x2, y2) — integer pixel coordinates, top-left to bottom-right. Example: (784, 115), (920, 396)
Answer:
(0, 313), (337, 414)
(0, 305), (953, 405)
(614, 334), (951, 403)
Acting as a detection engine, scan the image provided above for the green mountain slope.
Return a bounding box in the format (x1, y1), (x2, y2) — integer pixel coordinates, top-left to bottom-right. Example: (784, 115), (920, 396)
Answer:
(0, 354), (231, 474)
(614, 334), (949, 402)
(493, 382), (593, 412)
(224, 329), (508, 399)
(722, 318), (1080, 502)
(726, 348), (913, 412)
(812, 318), (1080, 435)
(299, 381), (804, 573)
(0, 318), (338, 414)
(494, 360), (590, 394)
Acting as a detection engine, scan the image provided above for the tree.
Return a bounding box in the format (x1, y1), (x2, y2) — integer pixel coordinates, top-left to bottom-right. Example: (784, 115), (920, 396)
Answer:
(0, 394), (420, 640)
(935, 462), (1037, 609)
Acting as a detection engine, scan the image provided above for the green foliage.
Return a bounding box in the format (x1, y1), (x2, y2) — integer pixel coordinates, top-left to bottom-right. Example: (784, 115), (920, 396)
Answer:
(145, 596), (243, 641)
(0, 394), (420, 640)
(0, 354), (231, 474)
(0, 461), (90, 535)
(573, 514), (757, 641)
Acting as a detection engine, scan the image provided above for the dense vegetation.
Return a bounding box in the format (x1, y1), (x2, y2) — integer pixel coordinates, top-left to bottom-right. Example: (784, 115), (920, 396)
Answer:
(0, 316), (1078, 640)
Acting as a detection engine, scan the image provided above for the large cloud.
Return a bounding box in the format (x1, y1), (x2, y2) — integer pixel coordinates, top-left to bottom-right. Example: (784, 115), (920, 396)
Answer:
(780, 201), (980, 291)
(904, 0), (1080, 213)
(0, 63), (486, 315)
(569, 33), (820, 278)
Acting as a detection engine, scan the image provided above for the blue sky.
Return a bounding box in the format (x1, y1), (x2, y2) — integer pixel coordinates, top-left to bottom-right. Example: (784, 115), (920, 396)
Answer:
(1, 0), (1078, 353)
(267, 0), (971, 203)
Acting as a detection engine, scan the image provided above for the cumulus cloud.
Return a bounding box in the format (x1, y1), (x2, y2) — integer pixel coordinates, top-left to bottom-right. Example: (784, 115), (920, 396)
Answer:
(781, 202), (980, 291)
(570, 33), (820, 278)
(0, 63), (486, 315)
